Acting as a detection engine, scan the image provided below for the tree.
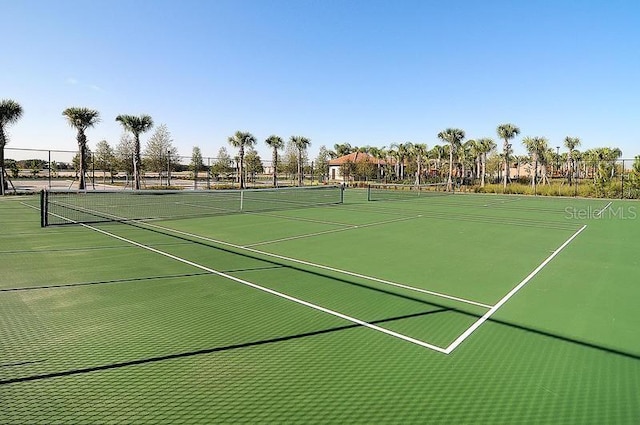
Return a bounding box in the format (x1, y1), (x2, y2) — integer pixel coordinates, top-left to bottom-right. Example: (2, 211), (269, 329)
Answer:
(144, 124), (178, 185)
(315, 146), (331, 182)
(390, 142), (411, 181)
(72, 148), (93, 185)
(244, 148), (263, 183)
(187, 146), (203, 189)
(211, 147), (233, 180)
(265, 135), (284, 187)
(115, 114), (154, 190)
(475, 138), (496, 187)
(496, 123), (521, 189)
(459, 140), (476, 184)
(522, 136), (549, 190)
(437, 128), (465, 191)
(290, 136), (311, 186)
(333, 143), (355, 158)
(227, 131), (256, 189)
(564, 136), (581, 186)
(62, 107), (100, 190)
(340, 160), (355, 182)
(0, 99), (24, 195)
(115, 132), (135, 178)
(94, 140), (116, 184)
(628, 156), (640, 194)
(410, 143), (428, 185)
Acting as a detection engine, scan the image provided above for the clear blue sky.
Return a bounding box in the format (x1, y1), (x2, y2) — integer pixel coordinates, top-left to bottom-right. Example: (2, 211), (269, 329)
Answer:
(2, 0), (639, 161)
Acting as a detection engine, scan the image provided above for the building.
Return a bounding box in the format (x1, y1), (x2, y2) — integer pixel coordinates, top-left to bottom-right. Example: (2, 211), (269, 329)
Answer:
(328, 152), (388, 182)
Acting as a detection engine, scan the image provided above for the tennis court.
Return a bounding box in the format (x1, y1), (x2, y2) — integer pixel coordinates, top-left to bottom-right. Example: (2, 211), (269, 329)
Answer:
(1, 187), (639, 423)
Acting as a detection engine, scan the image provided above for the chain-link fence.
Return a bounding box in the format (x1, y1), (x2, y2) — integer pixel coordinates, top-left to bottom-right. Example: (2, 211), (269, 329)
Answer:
(4, 147), (639, 198)
(2, 147), (326, 192)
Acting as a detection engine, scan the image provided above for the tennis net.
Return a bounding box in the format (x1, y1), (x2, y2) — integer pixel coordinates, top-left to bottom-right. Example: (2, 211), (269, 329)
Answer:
(41, 186), (344, 226)
(367, 183), (450, 201)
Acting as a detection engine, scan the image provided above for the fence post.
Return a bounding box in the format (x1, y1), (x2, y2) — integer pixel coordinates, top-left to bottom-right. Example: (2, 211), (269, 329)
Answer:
(48, 150), (52, 189)
(621, 159), (625, 199)
(207, 157), (211, 190)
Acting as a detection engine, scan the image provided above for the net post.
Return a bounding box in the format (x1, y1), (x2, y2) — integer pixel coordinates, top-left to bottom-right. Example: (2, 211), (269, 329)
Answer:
(40, 189), (48, 227)
(340, 184), (345, 204)
(367, 184), (371, 201)
(240, 189), (244, 211)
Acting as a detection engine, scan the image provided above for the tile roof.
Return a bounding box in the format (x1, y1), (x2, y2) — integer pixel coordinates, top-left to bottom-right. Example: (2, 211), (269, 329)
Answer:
(328, 152), (388, 165)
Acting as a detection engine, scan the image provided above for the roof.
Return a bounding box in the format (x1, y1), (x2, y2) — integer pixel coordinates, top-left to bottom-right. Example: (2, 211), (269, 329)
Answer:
(328, 152), (388, 166)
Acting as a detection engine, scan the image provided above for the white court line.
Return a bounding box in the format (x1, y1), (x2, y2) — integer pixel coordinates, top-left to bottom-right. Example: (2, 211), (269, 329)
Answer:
(595, 201), (612, 217)
(36, 204), (451, 353)
(141, 221), (493, 309)
(245, 211), (357, 227)
(75, 219), (449, 354)
(244, 226), (358, 247)
(245, 215), (423, 248)
(444, 224), (587, 354)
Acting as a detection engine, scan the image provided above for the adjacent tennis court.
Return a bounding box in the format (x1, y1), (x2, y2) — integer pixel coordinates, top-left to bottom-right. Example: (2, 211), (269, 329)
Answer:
(1, 187), (639, 423)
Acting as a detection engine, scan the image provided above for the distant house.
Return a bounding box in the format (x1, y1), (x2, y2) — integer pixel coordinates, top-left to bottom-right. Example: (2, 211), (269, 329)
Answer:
(328, 152), (388, 182)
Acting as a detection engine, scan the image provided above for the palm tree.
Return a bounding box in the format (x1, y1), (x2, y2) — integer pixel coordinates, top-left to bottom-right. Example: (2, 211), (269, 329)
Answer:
(264, 135), (284, 187)
(115, 114), (154, 190)
(410, 143), (428, 185)
(460, 140), (476, 184)
(290, 136), (311, 186)
(437, 128), (466, 191)
(227, 131), (257, 189)
(63, 107), (100, 190)
(497, 123), (521, 189)
(475, 138), (496, 187)
(390, 142), (411, 181)
(564, 136), (581, 186)
(522, 136), (549, 190)
(0, 99), (24, 195)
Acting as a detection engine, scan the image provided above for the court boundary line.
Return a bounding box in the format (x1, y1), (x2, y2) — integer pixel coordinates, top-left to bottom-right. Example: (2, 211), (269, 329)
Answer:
(142, 221), (493, 309)
(77, 220), (449, 354)
(596, 201), (612, 217)
(443, 224), (588, 354)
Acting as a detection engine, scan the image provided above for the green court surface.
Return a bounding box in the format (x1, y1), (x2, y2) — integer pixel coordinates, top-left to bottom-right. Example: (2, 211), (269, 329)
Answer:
(1, 190), (639, 424)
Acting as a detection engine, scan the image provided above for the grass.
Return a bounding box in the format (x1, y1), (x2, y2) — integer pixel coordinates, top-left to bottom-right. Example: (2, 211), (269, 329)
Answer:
(1, 191), (639, 423)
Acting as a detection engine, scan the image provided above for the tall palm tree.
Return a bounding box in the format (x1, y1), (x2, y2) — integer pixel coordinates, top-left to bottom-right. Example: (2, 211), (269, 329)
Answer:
(265, 135), (284, 187)
(228, 131), (257, 189)
(475, 138), (496, 187)
(497, 123), (521, 189)
(290, 136), (311, 186)
(116, 114), (154, 190)
(522, 136), (549, 190)
(437, 128), (466, 191)
(0, 99), (24, 195)
(63, 107), (100, 190)
(564, 136), (581, 186)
